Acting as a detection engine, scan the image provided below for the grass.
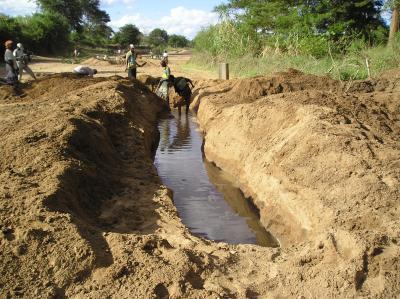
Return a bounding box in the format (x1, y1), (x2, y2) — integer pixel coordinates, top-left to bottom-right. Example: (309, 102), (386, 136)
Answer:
(187, 42), (400, 81)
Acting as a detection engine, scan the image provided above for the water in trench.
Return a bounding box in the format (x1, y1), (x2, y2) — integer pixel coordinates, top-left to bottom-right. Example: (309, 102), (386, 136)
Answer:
(155, 111), (278, 247)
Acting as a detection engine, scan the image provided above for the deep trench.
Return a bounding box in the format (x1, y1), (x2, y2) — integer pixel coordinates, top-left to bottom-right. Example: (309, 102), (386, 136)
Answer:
(155, 110), (279, 247)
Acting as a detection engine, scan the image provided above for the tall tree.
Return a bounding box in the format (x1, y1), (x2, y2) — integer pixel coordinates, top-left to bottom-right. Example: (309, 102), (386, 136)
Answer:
(215, 0), (386, 39)
(215, 0), (304, 35)
(113, 24), (142, 46)
(147, 28), (169, 47)
(168, 34), (189, 48)
(388, 0), (400, 44)
(35, 0), (110, 31)
(311, 0), (385, 39)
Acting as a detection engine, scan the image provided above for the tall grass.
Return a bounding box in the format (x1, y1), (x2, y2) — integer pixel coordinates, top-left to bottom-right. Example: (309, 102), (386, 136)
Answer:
(190, 23), (400, 80)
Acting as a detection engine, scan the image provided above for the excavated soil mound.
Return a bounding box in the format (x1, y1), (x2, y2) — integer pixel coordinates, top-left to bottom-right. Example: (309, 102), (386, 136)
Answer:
(1, 70), (399, 298)
(81, 57), (113, 66)
(195, 70), (400, 297)
(137, 74), (161, 92)
(0, 74), (284, 299)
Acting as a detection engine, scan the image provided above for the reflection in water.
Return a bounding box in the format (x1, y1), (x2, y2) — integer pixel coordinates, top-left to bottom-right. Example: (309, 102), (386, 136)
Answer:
(203, 160), (278, 246)
(155, 111), (278, 247)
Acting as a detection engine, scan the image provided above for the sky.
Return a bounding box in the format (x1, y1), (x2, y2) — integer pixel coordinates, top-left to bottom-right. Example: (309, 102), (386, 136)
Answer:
(0, 0), (224, 39)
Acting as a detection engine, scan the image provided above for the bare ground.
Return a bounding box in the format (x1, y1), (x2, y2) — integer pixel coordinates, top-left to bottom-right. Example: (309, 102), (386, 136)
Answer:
(0, 55), (399, 298)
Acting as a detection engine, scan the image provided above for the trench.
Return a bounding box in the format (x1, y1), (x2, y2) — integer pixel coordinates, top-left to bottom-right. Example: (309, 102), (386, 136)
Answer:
(155, 111), (278, 247)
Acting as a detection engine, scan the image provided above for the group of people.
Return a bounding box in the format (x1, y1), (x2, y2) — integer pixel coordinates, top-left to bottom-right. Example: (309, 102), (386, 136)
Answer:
(3, 40), (36, 87)
(3, 40), (194, 113)
(157, 50), (194, 114)
(124, 44), (193, 114)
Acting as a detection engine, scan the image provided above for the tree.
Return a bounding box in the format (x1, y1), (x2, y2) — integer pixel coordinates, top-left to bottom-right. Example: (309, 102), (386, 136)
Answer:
(168, 34), (189, 48)
(113, 24), (142, 46)
(215, 0), (309, 35)
(215, 0), (386, 40)
(0, 15), (23, 61)
(387, 0), (400, 44)
(311, 0), (385, 40)
(35, 0), (110, 31)
(0, 14), (23, 42)
(19, 13), (70, 54)
(147, 28), (169, 48)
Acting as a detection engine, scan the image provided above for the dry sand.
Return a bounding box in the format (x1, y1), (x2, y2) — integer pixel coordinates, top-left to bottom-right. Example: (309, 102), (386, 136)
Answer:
(0, 55), (399, 298)
(194, 69), (400, 297)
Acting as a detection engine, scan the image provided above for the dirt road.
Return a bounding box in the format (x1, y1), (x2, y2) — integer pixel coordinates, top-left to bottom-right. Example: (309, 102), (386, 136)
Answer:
(0, 53), (399, 298)
(13, 51), (214, 81)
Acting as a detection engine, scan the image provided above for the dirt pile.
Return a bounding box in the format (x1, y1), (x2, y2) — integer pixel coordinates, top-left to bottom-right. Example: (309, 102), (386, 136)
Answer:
(0, 74), (284, 299)
(195, 70), (400, 297)
(137, 74), (161, 92)
(1, 70), (399, 298)
(81, 57), (113, 66)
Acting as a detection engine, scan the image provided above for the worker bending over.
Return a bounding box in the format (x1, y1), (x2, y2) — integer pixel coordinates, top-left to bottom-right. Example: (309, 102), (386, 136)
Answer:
(73, 65), (97, 77)
(169, 75), (194, 115)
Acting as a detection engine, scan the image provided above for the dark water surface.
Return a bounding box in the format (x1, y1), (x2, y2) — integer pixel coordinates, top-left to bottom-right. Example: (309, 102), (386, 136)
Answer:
(155, 111), (278, 247)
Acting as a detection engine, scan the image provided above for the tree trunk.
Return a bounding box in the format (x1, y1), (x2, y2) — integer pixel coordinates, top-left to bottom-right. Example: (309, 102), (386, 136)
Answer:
(388, 7), (400, 45)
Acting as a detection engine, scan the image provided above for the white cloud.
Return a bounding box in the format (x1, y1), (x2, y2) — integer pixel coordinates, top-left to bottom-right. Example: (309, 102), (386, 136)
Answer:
(101, 0), (136, 5)
(109, 6), (219, 39)
(0, 0), (37, 15)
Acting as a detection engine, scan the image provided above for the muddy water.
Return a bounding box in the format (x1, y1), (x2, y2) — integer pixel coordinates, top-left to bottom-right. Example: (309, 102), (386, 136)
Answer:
(155, 111), (278, 247)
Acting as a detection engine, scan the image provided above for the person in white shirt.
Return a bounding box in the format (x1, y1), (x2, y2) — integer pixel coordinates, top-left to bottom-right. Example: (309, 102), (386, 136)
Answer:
(3, 40), (18, 85)
(73, 65), (97, 77)
(13, 43), (36, 81)
(162, 50), (168, 64)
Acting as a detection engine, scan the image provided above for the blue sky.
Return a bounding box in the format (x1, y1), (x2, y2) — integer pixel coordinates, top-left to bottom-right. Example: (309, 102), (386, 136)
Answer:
(0, 0), (225, 38)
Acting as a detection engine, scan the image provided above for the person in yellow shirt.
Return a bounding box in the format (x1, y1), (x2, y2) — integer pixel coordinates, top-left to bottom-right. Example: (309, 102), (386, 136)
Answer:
(156, 59), (171, 108)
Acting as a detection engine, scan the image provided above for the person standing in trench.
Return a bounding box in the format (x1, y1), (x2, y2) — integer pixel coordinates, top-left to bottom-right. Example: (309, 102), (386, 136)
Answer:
(169, 75), (195, 115)
(156, 59), (171, 108)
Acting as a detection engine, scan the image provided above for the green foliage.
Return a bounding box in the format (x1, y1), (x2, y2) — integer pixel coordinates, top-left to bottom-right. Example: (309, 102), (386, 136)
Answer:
(216, 0), (386, 40)
(168, 34), (189, 48)
(18, 13), (70, 53)
(1, 13), (70, 56)
(0, 14), (22, 41)
(147, 28), (169, 48)
(188, 33), (400, 81)
(385, 0), (400, 9)
(192, 0), (392, 75)
(35, 0), (110, 31)
(193, 26), (218, 56)
(194, 21), (259, 59)
(113, 24), (142, 47)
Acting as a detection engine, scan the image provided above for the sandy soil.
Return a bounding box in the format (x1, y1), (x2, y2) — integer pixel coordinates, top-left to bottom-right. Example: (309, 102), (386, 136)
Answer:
(1, 54), (399, 298)
(194, 69), (400, 297)
(1, 51), (214, 82)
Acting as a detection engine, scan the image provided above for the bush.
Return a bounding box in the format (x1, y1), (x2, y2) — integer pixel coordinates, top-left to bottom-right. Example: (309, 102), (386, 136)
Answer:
(0, 15), (23, 60)
(18, 13), (70, 54)
(194, 21), (259, 60)
(1, 13), (71, 58)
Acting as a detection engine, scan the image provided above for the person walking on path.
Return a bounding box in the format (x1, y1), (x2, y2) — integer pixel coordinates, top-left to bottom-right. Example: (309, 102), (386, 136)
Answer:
(169, 75), (194, 115)
(3, 40), (19, 86)
(13, 43), (37, 81)
(156, 59), (171, 107)
(125, 44), (145, 79)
